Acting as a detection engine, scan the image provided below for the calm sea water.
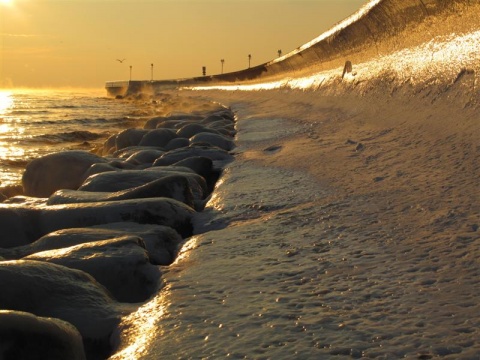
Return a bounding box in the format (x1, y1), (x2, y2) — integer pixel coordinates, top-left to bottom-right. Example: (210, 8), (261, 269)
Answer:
(0, 88), (144, 188)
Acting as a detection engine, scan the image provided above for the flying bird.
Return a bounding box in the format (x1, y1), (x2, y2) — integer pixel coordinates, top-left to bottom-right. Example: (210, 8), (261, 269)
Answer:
(116, 59), (126, 63)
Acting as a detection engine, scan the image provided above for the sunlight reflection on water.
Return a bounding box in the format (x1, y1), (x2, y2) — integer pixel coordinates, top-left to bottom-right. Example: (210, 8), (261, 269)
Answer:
(0, 92), (13, 114)
(0, 93), (27, 186)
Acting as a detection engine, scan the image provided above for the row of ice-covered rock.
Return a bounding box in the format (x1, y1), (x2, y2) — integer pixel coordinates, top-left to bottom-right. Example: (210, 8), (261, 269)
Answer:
(0, 104), (236, 359)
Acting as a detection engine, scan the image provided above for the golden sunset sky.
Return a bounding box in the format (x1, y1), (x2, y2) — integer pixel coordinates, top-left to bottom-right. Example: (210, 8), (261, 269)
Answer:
(1, 0), (366, 88)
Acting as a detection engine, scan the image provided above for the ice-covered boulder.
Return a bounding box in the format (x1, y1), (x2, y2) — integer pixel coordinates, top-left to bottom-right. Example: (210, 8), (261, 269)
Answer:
(143, 114), (202, 130)
(0, 197), (195, 247)
(165, 137), (190, 151)
(0, 206), (38, 247)
(202, 120), (236, 136)
(115, 128), (149, 151)
(79, 169), (206, 201)
(24, 236), (161, 303)
(190, 132), (235, 151)
(22, 150), (108, 197)
(92, 222), (183, 265)
(152, 145), (234, 167)
(139, 128), (177, 147)
(200, 111), (235, 125)
(143, 116), (168, 129)
(101, 133), (117, 155)
(41, 198), (195, 238)
(0, 310), (86, 360)
(156, 120), (191, 130)
(0, 260), (121, 346)
(113, 146), (164, 159)
(176, 123), (221, 138)
(2, 195), (48, 206)
(48, 175), (195, 208)
(172, 156), (214, 177)
(172, 156), (218, 193)
(0, 224), (182, 265)
(124, 149), (165, 166)
(82, 163), (119, 179)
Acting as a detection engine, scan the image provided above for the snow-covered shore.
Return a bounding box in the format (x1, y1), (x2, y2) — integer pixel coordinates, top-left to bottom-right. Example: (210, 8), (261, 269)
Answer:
(110, 79), (478, 358)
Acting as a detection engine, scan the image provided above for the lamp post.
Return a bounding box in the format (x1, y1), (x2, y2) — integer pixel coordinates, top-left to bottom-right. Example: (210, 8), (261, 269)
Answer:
(151, 63), (154, 81)
(129, 65), (132, 81)
(221, 59), (225, 74)
(248, 54), (251, 68)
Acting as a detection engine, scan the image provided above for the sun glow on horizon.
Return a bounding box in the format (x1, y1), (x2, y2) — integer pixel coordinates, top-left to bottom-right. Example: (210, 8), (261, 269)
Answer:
(0, 0), (14, 7)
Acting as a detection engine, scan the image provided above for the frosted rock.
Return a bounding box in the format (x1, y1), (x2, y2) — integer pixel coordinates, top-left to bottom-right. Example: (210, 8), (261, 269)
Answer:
(165, 137), (190, 151)
(125, 149), (165, 165)
(92, 222), (182, 265)
(190, 132), (235, 151)
(79, 169), (206, 201)
(172, 156), (218, 193)
(155, 120), (191, 130)
(82, 163), (119, 179)
(83, 161), (141, 181)
(113, 145), (164, 159)
(0, 224), (182, 265)
(0, 206), (38, 247)
(0, 310), (86, 360)
(101, 133), (117, 155)
(139, 128), (177, 147)
(143, 116), (168, 129)
(200, 111), (235, 124)
(41, 198), (195, 238)
(173, 156), (213, 176)
(115, 128), (149, 151)
(0, 260), (121, 341)
(144, 114), (202, 130)
(203, 119), (236, 136)
(2, 195), (48, 206)
(176, 123), (221, 138)
(202, 118), (234, 127)
(212, 125), (237, 137)
(48, 175), (195, 208)
(22, 150), (108, 198)
(0, 197), (195, 247)
(152, 145), (234, 166)
(25, 236), (161, 303)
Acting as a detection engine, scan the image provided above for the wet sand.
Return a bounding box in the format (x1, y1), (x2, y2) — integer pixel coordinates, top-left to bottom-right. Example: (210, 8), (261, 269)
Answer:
(112, 89), (479, 359)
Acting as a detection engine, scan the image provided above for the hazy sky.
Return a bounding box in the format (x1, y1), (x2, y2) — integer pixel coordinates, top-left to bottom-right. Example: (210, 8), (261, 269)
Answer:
(1, 0), (367, 88)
